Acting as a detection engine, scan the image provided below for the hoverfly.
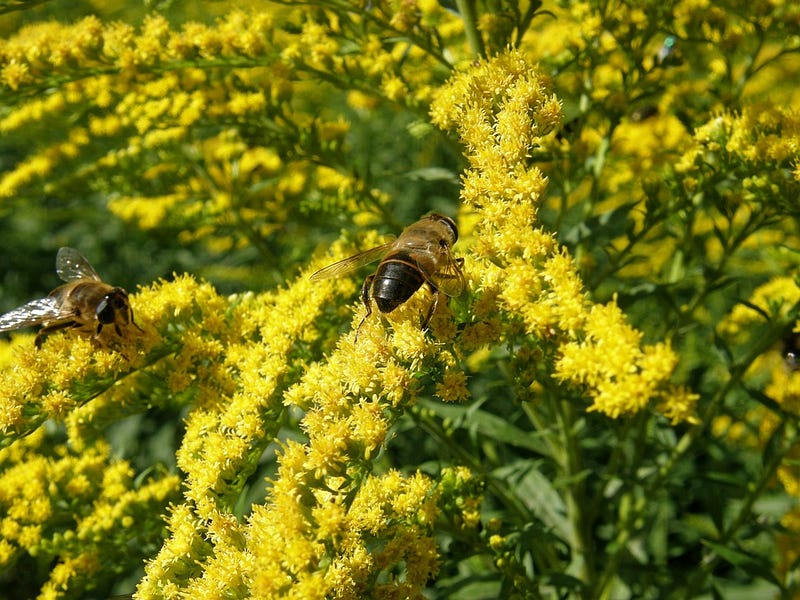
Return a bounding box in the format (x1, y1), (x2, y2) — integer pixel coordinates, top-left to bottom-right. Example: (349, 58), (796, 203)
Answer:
(310, 214), (465, 337)
(782, 330), (799, 372)
(0, 247), (140, 349)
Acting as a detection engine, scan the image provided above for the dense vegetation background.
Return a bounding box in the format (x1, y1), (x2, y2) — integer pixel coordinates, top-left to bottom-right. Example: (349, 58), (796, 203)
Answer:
(0, 0), (798, 598)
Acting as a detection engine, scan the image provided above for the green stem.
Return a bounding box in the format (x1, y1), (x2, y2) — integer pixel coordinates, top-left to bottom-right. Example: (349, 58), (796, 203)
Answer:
(592, 308), (798, 598)
(409, 405), (562, 574)
(682, 417), (792, 597)
(555, 396), (595, 585)
(455, 0), (486, 58)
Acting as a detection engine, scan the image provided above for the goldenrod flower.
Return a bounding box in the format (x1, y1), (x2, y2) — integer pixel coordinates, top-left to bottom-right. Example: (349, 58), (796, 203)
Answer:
(432, 49), (691, 422)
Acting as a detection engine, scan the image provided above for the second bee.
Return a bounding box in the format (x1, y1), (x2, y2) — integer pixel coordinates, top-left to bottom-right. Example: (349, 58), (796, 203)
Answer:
(310, 214), (465, 338)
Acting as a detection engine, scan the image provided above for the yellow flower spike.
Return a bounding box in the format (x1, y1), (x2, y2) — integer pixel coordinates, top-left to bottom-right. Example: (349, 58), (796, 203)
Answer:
(390, 318), (430, 364)
(348, 398), (388, 458)
(137, 503), (207, 595)
(435, 367), (470, 403)
(378, 359), (414, 407)
(0, 319), (153, 438)
(0, 424), (179, 599)
(305, 416), (351, 478)
(1, 60), (32, 90)
(430, 49), (691, 423)
(139, 261), (366, 590)
(657, 386), (701, 426)
(239, 254), (459, 598)
(720, 276), (800, 337)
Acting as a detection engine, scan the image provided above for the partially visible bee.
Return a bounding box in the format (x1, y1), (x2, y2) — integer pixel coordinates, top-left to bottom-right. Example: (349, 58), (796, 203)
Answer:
(630, 105), (659, 122)
(0, 247), (140, 349)
(782, 331), (799, 372)
(310, 213), (465, 337)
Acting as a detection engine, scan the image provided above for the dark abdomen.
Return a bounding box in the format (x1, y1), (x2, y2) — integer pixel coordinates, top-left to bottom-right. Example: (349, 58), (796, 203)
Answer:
(372, 255), (425, 313)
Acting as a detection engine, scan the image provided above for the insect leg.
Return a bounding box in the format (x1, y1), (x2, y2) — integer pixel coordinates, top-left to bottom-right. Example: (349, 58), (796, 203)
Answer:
(131, 311), (144, 332)
(354, 274), (375, 342)
(421, 286), (440, 330)
(35, 320), (80, 349)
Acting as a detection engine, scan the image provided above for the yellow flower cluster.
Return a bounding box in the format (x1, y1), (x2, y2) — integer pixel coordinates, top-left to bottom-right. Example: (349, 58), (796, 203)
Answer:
(0, 427), (179, 599)
(0, 13), (273, 91)
(664, 103), (800, 289)
(124, 270), (339, 593)
(676, 103), (800, 190)
(719, 277), (800, 339)
(431, 50), (698, 423)
(92, 242), (479, 598)
(515, 0), (798, 294)
(0, 10), (384, 260)
(280, 0), (465, 108)
(0, 272), (253, 442)
(214, 275), (474, 598)
(0, 329), (144, 439)
(12, 1), (800, 594)
(248, 468), (440, 599)
(1, 248), (430, 598)
(0, 13), (276, 199)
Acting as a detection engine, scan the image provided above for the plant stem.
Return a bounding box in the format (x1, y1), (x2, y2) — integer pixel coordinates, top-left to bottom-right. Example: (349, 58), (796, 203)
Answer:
(556, 396), (595, 585)
(682, 417), (792, 597)
(455, 0), (486, 58)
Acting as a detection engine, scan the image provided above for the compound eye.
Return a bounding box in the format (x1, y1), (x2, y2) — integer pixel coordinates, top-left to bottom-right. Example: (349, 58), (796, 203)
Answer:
(435, 214), (458, 242)
(96, 297), (116, 324)
(444, 219), (458, 242)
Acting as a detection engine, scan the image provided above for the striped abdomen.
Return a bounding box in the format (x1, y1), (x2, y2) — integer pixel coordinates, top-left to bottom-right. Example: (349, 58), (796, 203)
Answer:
(372, 253), (427, 313)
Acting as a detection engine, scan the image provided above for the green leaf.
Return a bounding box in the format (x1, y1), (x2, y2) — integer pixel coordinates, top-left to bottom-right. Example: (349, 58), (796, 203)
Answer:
(492, 460), (571, 541)
(434, 573), (502, 599)
(420, 398), (552, 456)
(701, 539), (781, 587)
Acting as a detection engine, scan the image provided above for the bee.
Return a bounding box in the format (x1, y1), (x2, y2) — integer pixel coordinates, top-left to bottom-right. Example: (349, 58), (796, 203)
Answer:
(0, 247), (140, 349)
(782, 331), (799, 372)
(310, 213), (465, 337)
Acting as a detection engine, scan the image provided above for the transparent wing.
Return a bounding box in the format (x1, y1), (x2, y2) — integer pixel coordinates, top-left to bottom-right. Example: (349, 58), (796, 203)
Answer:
(309, 242), (394, 281)
(56, 247), (101, 282)
(427, 253), (466, 298)
(0, 298), (61, 332)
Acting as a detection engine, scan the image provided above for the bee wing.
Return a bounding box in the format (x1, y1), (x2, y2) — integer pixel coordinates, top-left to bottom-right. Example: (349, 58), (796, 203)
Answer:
(0, 297), (62, 332)
(309, 242), (394, 281)
(56, 247), (101, 282)
(427, 253), (466, 298)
